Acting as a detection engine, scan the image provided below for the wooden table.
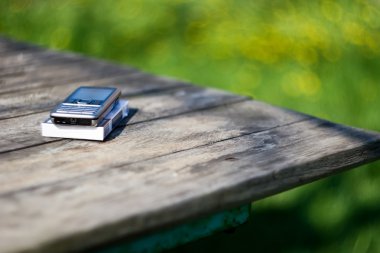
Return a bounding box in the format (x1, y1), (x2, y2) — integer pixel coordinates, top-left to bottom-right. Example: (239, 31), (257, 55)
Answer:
(1, 37), (380, 253)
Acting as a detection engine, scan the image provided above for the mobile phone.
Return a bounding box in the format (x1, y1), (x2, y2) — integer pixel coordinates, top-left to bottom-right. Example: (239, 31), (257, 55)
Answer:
(50, 86), (121, 126)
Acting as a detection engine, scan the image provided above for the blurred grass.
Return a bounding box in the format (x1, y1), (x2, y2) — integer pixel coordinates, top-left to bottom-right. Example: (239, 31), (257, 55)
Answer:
(1, 0), (379, 252)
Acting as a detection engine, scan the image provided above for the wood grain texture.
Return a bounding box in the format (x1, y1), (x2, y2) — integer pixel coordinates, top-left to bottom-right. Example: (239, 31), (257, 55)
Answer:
(0, 73), (192, 119)
(0, 86), (246, 153)
(1, 37), (380, 253)
(0, 49), (129, 94)
(0, 38), (183, 100)
(1, 117), (380, 253)
(0, 100), (306, 194)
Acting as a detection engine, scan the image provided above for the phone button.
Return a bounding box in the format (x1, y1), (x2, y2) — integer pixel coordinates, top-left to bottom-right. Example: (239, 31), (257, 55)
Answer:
(81, 109), (98, 114)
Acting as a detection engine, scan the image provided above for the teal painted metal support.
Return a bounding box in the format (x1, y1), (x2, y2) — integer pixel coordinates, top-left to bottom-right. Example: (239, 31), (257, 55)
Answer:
(96, 205), (250, 253)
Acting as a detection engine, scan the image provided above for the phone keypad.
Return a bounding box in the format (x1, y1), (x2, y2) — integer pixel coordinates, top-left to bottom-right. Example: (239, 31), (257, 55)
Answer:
(56, 104), (100, 115)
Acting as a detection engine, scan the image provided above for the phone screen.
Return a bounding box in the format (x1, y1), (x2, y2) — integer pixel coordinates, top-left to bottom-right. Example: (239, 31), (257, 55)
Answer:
(65, 87), (115, 105)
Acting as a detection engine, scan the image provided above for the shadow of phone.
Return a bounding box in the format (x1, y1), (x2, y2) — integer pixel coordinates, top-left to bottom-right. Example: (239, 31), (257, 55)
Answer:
(105, 108), (138, 141)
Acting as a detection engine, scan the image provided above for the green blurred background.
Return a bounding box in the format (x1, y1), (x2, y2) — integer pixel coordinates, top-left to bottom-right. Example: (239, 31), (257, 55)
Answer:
(1, 0), (379, 252)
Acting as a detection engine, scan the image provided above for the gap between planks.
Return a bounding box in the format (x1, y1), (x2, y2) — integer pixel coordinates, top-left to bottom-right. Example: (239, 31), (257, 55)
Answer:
(0, 85), (248, 153)
(0, 99), (310, 195)
(0, 72), (194, 119)
(0, 114), (307, 198)
(0, 83), (193, 121)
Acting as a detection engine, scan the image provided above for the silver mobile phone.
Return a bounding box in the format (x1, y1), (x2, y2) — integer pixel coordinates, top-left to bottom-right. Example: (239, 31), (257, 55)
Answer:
(50, 86), (121, 126)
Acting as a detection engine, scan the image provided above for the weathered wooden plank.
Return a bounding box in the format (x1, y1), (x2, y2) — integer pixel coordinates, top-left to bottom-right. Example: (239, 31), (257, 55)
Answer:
(0, 56), (101, 88)
(0, 42), (200, 120)
(0, 37), (40, 54)
(0, 49), (75, 69)
(0, 55), (135, 95)
(0, 39), (198, 121)
(0, 39), (154, 96)
(0, 72), (191, 119)
(0, 100), (308, 195)
(0, 86), (246, 153)
(1, 116), (379, 253)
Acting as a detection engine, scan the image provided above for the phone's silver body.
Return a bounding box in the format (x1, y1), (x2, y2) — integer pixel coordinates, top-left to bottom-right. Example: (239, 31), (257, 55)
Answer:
(50, 86), (121, 126)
